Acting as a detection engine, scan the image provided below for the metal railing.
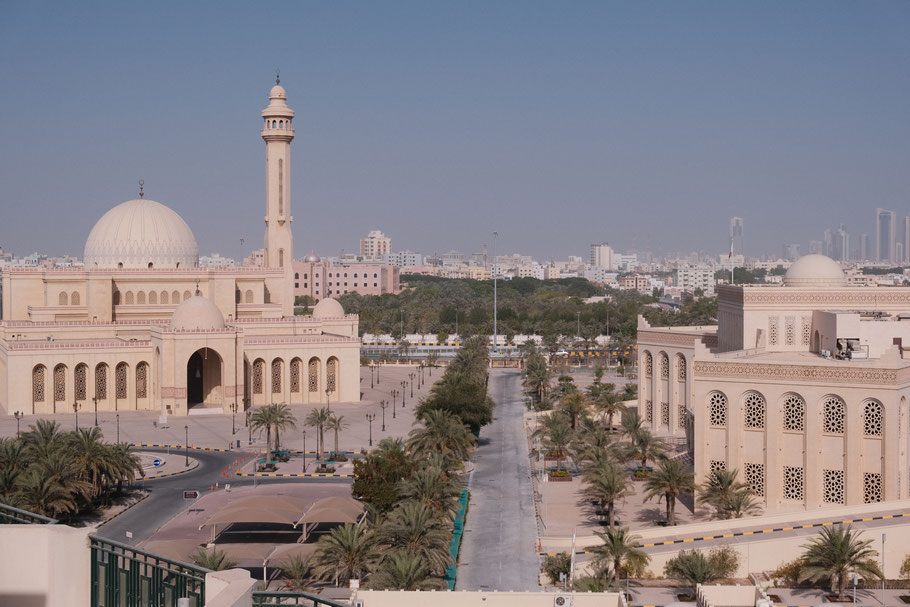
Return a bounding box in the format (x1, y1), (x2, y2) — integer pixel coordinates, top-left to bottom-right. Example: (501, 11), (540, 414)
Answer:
(252, 591), (349, 606)
(0, 502), (58, 525)
(90, 535), (207, 607)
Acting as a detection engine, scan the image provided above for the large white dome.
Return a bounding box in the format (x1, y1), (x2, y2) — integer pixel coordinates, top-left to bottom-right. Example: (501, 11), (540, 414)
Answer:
(84, 199), (198, 270)
(783, 254), (846, 287)
(170, 295), (225, 331)
(312, 298), (345, 318)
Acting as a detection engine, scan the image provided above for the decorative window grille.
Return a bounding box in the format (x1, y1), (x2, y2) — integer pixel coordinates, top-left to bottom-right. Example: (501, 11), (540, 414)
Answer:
(783, 466), (804, 501)
(252, 360), (264, 394)
(745, 462), (765, 497)
(678, 404), (688, 428)
(785, 316), (795, 345)
(161, 291), (169, 304)
(708, 392), (727, 427)
(768, 316), (778, 345)
(96, 365), (107, 400)
(271, 360), (282, 394)
(172, 290), (180, 303)
(645, 399), (653, 422)
(71, 291), (80, 305)
(783, 394), (805, 432)
(659, 353), (669, 379)
(31, 365), (45, 402)
(743, 392), (766, 429)
(823, 469), (845, 504)
(863, 401), (884, 437)
(823, 396), (846, 435)
(327, 358), (338, 393)
(802, 317), (811, 345)
(59, 291), (68, 305)
(677, 355), (686, 381)
(75, 365), (87, 400)
(116, 363), (128, 399)
(290, 359), (301, 393)
(136, 364), (148, 399)
(124, 291), (134, 305)
(864, 472), (883, 503)
(645, 352), (653, 378)
(709, 460), (726, 482)
(149, 291), (157, 304)
(54, 365), (66, 401)
(308, 359), (319, 392)
(137, 291), (146, 305)
(660, 401), (670, 427)
(183, 291), (191, 301)
(245, 290), (254, 304)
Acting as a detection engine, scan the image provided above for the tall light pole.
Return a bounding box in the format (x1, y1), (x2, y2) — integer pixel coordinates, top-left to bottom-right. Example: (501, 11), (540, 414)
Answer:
(400, 380), (407, 408)
(116, 413), (120, 443)
(302, 430), (307, 472)
(93, 395), (98, 427)
(492, 231), (498, 354)
(379, 400), (388, 431)
(409, 373), (415, 397)
(365, 413), (375, 446)
(390, 389), (398, 419)
(325, 387), (331, 413)
(370, 362), (375, 389)
(13, 411), (23, 438)
(230, 403), (237, 435)
(73, 402), (81, 431)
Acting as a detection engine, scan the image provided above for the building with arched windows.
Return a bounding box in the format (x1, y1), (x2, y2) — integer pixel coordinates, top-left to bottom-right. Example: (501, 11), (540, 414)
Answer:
(0, 82), (360, 416)
(639, 254), (910, 512)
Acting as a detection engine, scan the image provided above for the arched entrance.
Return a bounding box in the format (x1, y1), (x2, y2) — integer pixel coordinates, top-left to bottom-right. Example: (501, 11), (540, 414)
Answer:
(187, 348), (223, 409)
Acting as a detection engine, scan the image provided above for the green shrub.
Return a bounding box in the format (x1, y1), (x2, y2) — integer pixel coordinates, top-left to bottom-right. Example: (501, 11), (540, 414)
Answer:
(543, 553), (571, 585)
(707, 546), (739, 578)
(549, 469), (570, 478)
(900, 554), (910, 580)
(770, 558), (803, 586)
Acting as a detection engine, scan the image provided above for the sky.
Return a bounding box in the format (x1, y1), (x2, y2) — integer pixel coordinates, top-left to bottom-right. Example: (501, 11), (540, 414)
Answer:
(1, 1), (909, 262)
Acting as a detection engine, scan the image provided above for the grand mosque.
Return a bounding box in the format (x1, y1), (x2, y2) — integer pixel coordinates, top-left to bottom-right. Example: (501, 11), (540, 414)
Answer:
(0, 83), (361, 417)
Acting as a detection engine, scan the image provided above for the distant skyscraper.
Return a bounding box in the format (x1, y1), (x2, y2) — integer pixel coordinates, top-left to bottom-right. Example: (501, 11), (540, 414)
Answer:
(360, 230), (391, 259)
(808, 240), (823, 255)
(904, 216), (910, 263)
(730, 217), (744, 255)
(823, 229), (834, 258)
(898, 242), (905, 265)
(589, 243), (614, 269)
(860, 233), (869, 261)
(876, 208), (896, 263)
(782, 243), (801, 261)
(833, 224), (849, 262)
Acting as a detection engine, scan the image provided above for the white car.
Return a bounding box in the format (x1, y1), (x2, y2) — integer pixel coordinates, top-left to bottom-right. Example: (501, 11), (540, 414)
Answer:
(554, 349), (569, 356)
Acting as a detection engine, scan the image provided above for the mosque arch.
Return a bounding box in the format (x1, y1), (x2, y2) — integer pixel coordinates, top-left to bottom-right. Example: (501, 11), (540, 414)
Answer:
(124, 291), (134, 305)
(160, 290), (169, 304)
(74, 363), (88, 401)
(172, 290), (180, 303)
(32, 365), (46, 411)
(271, 358), (283, 395)
(71, 291), (80, 305)
(326, 357), (339, 395)
(53, 364), (67, 410)
(149, 291), (157, 304)
(183, 290), (191, 301)
(252, 358), (265, 395)
(137, 362), (148, 399)
(95, 363), (109, 401)
(58, 292), (68, 306)
(308, 357), (321, 395)
(290, 358), (302, 394)
(245, 290), (254, 304)
(187, 348), (223, 409)
(115, 362), (129, 408)
(137, 291), (146, 305)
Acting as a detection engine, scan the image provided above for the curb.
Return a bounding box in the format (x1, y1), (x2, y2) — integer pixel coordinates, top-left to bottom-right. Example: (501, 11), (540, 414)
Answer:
(234, 471), (355, 478)
(97, 491), (150, 527)
(144, 460), (200, 481)
(132, 443), (231, 452)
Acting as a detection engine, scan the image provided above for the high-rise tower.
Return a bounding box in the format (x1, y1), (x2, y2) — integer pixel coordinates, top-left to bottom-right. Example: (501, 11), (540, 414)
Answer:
(261, 79), (295, 316)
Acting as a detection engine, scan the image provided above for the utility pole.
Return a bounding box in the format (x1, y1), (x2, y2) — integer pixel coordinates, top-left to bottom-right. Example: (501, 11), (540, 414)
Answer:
(379, 400), (388, 431)
(492, 231), (498, 354)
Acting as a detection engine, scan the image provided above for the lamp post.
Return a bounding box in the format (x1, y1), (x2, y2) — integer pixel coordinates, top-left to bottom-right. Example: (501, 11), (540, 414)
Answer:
(325, 387), (331, 413)
(13, 411), (23, 438)
(93, 395), (98, 427)
(116, 413), (120, 443)
(230, 403), (237, 435)
(365, 413), (375, 446)
(302, 430), (307, 472)
(390, 390), (398, 419)
(492, 230), (498, 354)
(73, 402), (81, 431)
(401, 380), (408, 408)
(376, 362), (380, 385)
(379, 400), (388, 431)
(409, 373), (415, 397)
(247, 411), (253, 444)
(370, 362), (375, 389)
(184, 425), (189, 467)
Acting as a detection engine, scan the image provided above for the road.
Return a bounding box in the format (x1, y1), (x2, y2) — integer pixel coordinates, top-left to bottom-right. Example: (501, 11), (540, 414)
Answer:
(456, 369), (540, 591)
(98, 448), (351, 546)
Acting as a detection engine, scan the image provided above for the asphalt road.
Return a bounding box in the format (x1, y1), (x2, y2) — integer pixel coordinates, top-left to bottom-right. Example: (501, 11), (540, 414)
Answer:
(456, 369), (540, 591)
(97, 448), (351, 546)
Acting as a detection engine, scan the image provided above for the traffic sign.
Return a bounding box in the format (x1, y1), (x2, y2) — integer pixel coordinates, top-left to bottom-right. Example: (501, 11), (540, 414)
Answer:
(152, 459), (162, 467)
(183, 490), (199, 500)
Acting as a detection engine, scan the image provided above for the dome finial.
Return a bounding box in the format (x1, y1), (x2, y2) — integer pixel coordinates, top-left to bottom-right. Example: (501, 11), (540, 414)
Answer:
(276, 68), (280, 85)
(138, 179), (144, 199)
(195, 281), (200, 296)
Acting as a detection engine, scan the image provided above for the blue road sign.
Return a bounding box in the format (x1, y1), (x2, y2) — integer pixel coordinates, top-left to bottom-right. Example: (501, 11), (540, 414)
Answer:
(152, 458), (162, 467)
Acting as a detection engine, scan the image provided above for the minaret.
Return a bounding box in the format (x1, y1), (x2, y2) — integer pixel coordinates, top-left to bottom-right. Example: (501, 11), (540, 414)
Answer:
(261, 77), (295, 316)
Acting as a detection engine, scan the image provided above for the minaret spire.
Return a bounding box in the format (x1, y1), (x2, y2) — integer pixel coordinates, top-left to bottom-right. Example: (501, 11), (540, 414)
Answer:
(138, 179), (144, 199)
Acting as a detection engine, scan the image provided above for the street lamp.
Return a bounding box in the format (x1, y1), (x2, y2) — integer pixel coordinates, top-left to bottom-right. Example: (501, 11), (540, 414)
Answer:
(492, 230), (498, 354)
(116, 413), (120, 443)
(409, 373), (415, 398)
(370, 361), (375, 389)
(247, 411), (253, 444)
(93, 395), (99, 427)
(325, 387), (331, 413)
(390, 390), (398, 419)
(376, 362), (380, 385)
(73, 402), (81, 431)
(365, 413), (376, 446)
(230, 403), (238, 435)
(400, 380), (407, 408)
(13, 411), (23, 438)
(184, 425), (189, 467)
(379, 400), (388, 431)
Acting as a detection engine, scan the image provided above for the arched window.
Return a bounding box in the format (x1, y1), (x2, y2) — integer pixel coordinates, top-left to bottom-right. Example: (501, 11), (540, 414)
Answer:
(136, 363), (148, 399)
(183, 290), (191, 301)
(245, 290), (254, 304)
(71, 291), (80, 305)
(279, 249), (285, 268)
(58, 292), (68, 306)
(137, 291), (146, 304)
(863, 400), (884, 437)
(33, 365), (46, 403)
(74, 364), (87, 401)
(149, 291), (157, 304)
(308, 358), (320, 393)
(124, 291), (134, 305)
(172, 290), (180, 303)
(659, 352), (669, 379)
(271, 359), (282, 394)
(160, 290), (169, 304)
(708, 391), (727, 427)
(148, 262), (153, 269)
(95, 364), (108, 400)
(823, 395), (846, 435)
(290, 359), (302, 393)
(782, 393), (805, 432)
(116, 363), (128, 399)
(327, 357), (338, 393)
(54, 364), (66, 402)
(279, 120), (283, 127)
(743, 391), (766, 429)
(252, 359), (264, 394)
(676, 353), (686, 381)
(644, 351), (653, 378)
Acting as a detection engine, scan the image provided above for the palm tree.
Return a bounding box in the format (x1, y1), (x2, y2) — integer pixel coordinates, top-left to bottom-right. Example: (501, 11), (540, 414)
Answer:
(269, 403), (297, 452)
(799, 525), (883, 598)
(559, 393), (588, 430)
(107, 443), (144, 492)
(310, 523), (381, 586)
(190, 547), (236, 571)
(422, 450), (462, 477)
(22, 419), (64, 461)
(0, 438), (28, 500)
(15, 468), (77, 518)
(279, 554), (313, 591)
(590, 526), (650, 587)
(664, 550), (722, 597)
(326, 414), (349, 458)
(378, 501), (453, 574)
(582, 460), (632, 528)
(596, 390), (627, 432)
(534, 412), (573, 472)
(406, 409), (476, 460)
(642, 459), (695, 526)
(619, 410), (643, 441)
(304, 407), (332, 462)
(250, 406), (277, 463)
(621, 427), (667, 470)
(67, 427), (114, 498)
(369, 552), (447, 590)
(699, 469), (761, 519)
(620, 383), (637, 401)
(376, 437), (405, 454)
(398, 468), (459, 519)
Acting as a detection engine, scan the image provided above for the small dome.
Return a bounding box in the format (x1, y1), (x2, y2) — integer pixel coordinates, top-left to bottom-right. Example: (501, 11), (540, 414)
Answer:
(312, 298), (345, 318)
(270, 84), (287, 99)
(170, 295), (225, 331)
(303, 252), (321, 263)
(84, 199), (198, 269)
(783, 254), (846, 287)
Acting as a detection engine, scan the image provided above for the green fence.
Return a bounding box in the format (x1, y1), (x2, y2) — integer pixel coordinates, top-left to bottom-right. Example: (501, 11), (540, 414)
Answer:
(251, 591), (350, 606)
(444, 489), (470, 589)
(0, 502), (58, 525)
(90, 536), (207, 607)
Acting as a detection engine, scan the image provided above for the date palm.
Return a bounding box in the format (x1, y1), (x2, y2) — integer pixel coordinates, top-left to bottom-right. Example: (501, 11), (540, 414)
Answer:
(642, 459), (695, 526)
(621, 427), (667, 470)
(699, 469), (761, 520)
(310, 523), (381, 586)
(269, 403), (297, 452)
(250, 406), (276, 462)
(664, 550), (723, 597)
(590, 526), (650, 587)
(279, 554), (314, 591)
(369, 552), (447, 590)
(304, 407), (332, 462)
(559, 392), (588, 430)
(582, 460), (632, 528)
(799, 525), (882, 598)
(67, 427), (114, 498)
(15, 467), (77, 518)
(327, 414), (349, 458)
(534, 412), (573, 472)
(378, 501), (453, 574)
(398, 468), (459, 519)
(190, 547), (236, 571)
(596, 390), (627, 432)
(406, 409), (475, 460)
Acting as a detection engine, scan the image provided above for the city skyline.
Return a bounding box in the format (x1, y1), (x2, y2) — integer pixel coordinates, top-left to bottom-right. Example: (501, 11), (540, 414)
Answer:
(2, 2), (909, 261)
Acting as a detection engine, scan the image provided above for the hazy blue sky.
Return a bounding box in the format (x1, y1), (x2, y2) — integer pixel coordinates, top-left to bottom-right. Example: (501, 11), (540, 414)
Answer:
(1, 2), (909, 262)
